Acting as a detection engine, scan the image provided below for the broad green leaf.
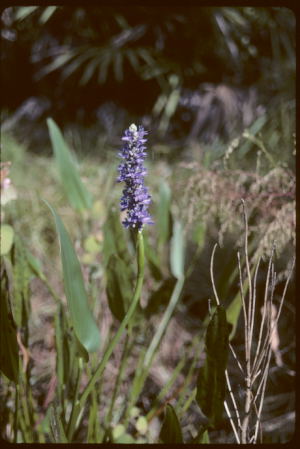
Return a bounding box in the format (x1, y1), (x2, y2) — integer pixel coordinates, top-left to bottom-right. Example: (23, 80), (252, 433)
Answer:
(170, 221), (185, 279)
(106, 254), (133, 321)
(196, 305), (229, 427)
(44, 200), (100, 353)
(157, 181), (171, 246)
(0, 224), (14, 255)
(47, 118), (93, 212)
(0, 267), (19, 383)
(159, 403), (183, 444)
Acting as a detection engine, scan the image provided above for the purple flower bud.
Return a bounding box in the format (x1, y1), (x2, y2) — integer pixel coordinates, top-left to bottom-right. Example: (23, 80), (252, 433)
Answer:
(117, 124), (154, 230)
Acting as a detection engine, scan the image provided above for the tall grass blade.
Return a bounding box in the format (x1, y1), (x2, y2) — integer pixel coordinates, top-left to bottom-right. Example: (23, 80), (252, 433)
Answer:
(44, 200), (100, 353)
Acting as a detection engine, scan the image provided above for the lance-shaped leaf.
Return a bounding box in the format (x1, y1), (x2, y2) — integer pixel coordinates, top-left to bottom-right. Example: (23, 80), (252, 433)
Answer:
(196, 305), (229, 427)
(0, 224), (14, 255)
(47, 117), (93, 212)
(159, 403), (183, 444)
(0, 267), (19, 383)
(106, 254), (133, 321)
(44, 200), (100, 353)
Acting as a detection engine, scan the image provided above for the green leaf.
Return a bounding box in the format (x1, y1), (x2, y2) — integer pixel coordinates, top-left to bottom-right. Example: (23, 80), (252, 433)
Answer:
(44, 200), (100, 353)
(12, 236), (31, 329)
(47, 118), (93, 212)
(38, 6), (57, 24)
(25, 250), (46, 282)
(157, 181), (172, 247)
(192, 222), (206, 251)
(196, 429), (210, 443)
(196, 305), (229, 427)
(145, 277), (176, 315)
(159, 403), (183, 444)
(102, 209), (132, 267)
(106, 254), (132, 321)
(170, 221), (185, 280)
(143, 235), (162, 281)
(238, 115), (267, 159)
(0, 267), (19, 383)
(0, 224), (14, 255)
(74, 334), (89, 362)
(226, 292), (242, 341)
(14, 6), (38, 21)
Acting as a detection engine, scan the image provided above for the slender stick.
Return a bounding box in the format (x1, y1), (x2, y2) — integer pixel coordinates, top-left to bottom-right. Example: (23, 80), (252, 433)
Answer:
(224, 400), (241, 444)
(210, 243), (220, 306)
(225, 369), (242, 430)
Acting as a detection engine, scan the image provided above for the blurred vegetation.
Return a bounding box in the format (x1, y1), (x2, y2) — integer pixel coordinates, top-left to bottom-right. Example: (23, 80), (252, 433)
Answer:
(1, 6), (295, 149)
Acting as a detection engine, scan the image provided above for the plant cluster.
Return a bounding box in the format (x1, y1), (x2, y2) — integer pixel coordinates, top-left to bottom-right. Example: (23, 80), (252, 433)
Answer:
(0, 119), (295, 443)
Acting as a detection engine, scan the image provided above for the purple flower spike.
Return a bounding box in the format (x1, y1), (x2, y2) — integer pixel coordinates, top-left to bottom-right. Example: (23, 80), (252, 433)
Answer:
(117, 124), (154, 231)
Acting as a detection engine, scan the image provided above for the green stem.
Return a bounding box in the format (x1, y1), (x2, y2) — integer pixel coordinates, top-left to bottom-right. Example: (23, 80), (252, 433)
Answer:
(124, 276), (185, 426)
(67, 357), (84, 441)
(143, 277), (184, 368)
(14, 385), (20, 443)
(105, 333), (131, 428)
(73, 231), (145, 425)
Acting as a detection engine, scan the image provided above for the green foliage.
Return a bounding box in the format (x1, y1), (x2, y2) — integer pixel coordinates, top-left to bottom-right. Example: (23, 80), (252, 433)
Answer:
(0, 266), (19, 383)
(106, 254), (133, 321)
(0, 224), (14, 255)
(0, 123), (295, 443)
(159, 403), (183, 444)
(47, 118), (93, 212)
(196, 306), (229, 428)
(44, 200), (100, 353)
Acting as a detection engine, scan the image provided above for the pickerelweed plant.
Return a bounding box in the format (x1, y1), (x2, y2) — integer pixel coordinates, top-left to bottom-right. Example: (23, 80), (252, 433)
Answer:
(1, 122), (295, 444)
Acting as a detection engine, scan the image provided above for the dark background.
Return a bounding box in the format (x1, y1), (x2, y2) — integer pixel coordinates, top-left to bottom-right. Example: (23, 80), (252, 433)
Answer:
(1, 6), (295, 150)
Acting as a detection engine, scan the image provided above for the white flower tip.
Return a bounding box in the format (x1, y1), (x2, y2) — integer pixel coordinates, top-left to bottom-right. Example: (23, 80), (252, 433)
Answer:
(129, 123), (137, 133)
